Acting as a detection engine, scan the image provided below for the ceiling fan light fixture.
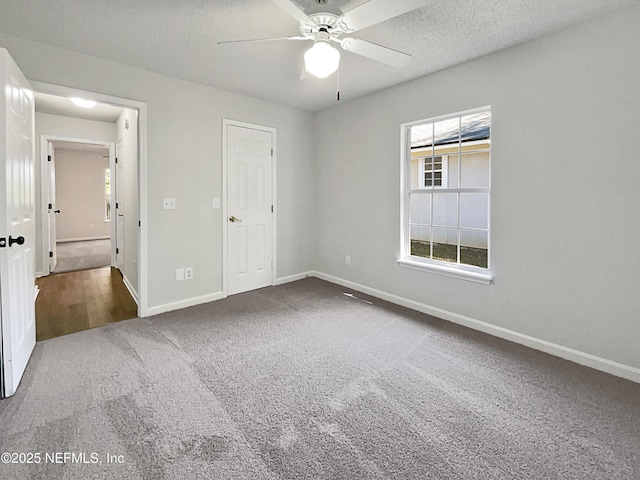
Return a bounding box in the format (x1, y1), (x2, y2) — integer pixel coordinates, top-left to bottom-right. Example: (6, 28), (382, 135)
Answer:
(304, 40), (340, 79)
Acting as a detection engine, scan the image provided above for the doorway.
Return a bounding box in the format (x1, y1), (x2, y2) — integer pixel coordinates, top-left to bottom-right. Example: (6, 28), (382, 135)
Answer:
(32, 85), (146, 339)
(42, 137), (114, 275)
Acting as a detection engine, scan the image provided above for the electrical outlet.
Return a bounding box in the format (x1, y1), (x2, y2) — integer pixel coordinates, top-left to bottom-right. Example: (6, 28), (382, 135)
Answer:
(163, 198), (176, 210)
(176, 268), (185, 281)
(212, 197), (220, 209)
(345, 255), (351, 266)
(185, 267), (193, 280)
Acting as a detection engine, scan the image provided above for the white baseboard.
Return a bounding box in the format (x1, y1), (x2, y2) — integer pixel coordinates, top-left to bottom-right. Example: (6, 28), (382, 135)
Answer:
(122, 274), (139, 305)
(308, 271), (640, 384)
(141, 272), (310, 318)
(275, 272), (312, 285)
(57, 236), (110, 243)
(145, 291), (225, 317)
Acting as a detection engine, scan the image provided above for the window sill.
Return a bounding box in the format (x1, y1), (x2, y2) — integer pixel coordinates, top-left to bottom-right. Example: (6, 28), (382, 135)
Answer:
(397, 258), (493, 285)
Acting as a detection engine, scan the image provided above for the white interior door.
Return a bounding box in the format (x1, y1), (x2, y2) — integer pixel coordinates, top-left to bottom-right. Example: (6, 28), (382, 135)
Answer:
(115, 138), (124, 270)
(47, 141), (58, 273)
(227, 124), (273, 295)
(0, 48), (36, 398)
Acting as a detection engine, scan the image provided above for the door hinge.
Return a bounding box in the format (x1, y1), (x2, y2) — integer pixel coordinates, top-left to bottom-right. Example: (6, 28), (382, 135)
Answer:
(138, 221), (141, 227)
(48, 203), (52, 210)
(271, 205), (273, 213)
(271, 148), (273, 157)
(116, 202), (119, 209)
(115, 157), (118, 164)
(116, 248), (119, 254)
(49, 251), (53, 258)
(47, 155), (51, 162)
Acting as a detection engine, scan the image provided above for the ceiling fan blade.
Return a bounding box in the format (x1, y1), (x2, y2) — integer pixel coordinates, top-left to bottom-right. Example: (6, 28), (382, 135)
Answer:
(272, 0), (314, 25)
(338, 0), (429, 32)
(340, 37), (412, 67)
(217, 36), (308, 45)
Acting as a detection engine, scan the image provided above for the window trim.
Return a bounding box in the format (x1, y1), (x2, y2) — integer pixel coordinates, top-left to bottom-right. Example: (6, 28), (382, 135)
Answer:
(399, 106), (493, 284)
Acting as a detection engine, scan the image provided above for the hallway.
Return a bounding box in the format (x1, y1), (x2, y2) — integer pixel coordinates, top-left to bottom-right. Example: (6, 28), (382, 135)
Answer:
(36, 267), (137, 341)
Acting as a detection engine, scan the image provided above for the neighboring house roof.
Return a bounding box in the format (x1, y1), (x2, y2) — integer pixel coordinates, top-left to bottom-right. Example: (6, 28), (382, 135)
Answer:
(411, 112), (490, 149)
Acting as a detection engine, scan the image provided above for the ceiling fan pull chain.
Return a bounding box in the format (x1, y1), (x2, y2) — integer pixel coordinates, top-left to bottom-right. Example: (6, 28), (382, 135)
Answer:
(336, 66), (340, 102)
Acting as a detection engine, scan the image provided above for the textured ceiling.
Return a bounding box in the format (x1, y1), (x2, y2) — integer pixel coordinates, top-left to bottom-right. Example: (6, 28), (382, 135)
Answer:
(1, 0), (639, 111)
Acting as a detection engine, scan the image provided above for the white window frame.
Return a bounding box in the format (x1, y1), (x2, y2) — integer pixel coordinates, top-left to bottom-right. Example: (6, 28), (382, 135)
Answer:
(398, 106), (493, 284)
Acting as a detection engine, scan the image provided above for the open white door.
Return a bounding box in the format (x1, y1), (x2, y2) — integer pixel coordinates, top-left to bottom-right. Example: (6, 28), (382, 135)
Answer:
(46, 141), (58, 273)
(115, 138), (124, 271)
(0, 48), (36, 398)
(226, 124), (274, 295)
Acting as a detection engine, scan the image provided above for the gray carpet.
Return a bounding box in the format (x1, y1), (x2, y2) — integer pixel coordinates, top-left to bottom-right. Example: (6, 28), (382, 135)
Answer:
(54, 239), (111, 273)
(1, 278), (638, 479)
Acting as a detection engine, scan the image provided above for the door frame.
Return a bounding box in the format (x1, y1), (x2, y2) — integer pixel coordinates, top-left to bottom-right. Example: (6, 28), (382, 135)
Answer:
(39, 136), (116, 274)
(31, 81), (149, 317)
(222, 119), (277, 297)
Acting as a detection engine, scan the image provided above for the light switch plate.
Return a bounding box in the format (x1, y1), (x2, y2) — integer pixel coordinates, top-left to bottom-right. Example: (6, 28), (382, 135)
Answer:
(163, 198), (176, 210)
(176, 268), (185, 281)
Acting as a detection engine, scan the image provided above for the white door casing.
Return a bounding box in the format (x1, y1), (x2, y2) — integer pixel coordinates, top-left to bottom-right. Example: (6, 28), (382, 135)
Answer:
(47, 141), (57, 273)
(0, 48), (36, 398)
(115, 138), (124, 271)
(225, 123), (274, 295)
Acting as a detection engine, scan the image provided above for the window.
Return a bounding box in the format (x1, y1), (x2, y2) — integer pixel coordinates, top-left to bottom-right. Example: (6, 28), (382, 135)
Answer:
(419, 155), (447, 187)
(399, 107), (492, 284)
(105, 168), (111, 222)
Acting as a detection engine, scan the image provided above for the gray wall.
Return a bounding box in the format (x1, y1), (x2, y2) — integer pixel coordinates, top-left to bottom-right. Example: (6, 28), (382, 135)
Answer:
(54, 148), (110, 241)
(312, 6), (640, 370)
(0, 31), (315, 311)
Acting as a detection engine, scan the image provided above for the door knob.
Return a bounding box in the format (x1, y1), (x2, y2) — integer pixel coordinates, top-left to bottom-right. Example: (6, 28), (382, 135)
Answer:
(54, 210), (61, 214)
(229, 216), (242, 223)
(8, 235), (25, 247)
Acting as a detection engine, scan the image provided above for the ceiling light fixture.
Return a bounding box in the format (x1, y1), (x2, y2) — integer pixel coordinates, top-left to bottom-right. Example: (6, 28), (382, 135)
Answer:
(70, 97), (97, 109)
(304, 31), (340, 78)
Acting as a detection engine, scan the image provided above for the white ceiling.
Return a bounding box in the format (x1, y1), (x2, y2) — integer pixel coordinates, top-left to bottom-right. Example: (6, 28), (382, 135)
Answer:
(35, 92), (124, 123)
(2, 0), (638, 112)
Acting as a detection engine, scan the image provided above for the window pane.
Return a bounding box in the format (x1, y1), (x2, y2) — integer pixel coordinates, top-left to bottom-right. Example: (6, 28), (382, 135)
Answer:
(411, 123), (433, 150)
(434, 118), (460, 147)
(424, 158), (433, 171)
(409, 192), (431, 225)
(410, 226), (431, 259)
(432, 228), (458, 263)
(460, 230), (488, 268)
(460, 193), (488, 229)
(461, 111), (490, 143)
(460, 152), (490, 188)
(433, 193), (457, 227)
(409, 155), (421, 189)
(447, 154), (459, 188)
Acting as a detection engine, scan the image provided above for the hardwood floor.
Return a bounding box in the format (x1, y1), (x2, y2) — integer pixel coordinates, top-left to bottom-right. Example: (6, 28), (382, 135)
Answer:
(36, 267), (138, 341)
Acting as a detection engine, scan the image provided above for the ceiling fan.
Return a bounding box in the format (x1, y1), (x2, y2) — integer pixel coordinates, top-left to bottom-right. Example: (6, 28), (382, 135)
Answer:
(218, 0), (429, 79)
